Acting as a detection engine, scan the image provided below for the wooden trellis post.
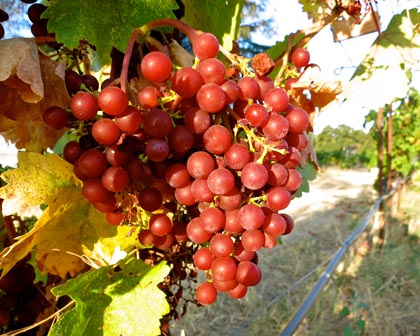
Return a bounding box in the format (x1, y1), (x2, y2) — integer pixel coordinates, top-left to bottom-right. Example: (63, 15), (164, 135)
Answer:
(372, 107), (385, 248)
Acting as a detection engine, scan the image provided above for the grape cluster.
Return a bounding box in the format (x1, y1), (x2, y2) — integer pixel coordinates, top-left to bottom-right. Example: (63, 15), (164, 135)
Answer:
(42, 30), (312, 306)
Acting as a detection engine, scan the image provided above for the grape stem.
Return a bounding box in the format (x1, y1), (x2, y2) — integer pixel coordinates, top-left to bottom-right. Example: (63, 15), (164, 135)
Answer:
(120, 19), (200, 93)
(234, 124), (288, 164)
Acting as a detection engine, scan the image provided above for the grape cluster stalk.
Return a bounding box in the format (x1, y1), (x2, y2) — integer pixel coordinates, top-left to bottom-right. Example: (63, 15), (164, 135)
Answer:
(42, 21), (314, 307)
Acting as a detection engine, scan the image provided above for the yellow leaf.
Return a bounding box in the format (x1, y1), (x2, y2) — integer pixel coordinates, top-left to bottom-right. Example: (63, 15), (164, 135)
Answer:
(0, 152), (140, 278)
(0, 38), (70, 151)
(0, 152), (81, 216)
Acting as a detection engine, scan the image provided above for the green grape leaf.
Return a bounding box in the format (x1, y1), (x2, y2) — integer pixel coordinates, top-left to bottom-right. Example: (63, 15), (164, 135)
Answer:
(0, 152), (140, 278)
(181, 0), (245, 51)
(42, 0), (178, 64)
(294, 161), (318, 198)
(49, 259), (170, 336)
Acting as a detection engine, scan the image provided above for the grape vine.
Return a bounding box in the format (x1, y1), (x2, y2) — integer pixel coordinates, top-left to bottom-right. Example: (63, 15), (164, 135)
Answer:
(1, 8), (322, 334)
(38, 18), (318, 311)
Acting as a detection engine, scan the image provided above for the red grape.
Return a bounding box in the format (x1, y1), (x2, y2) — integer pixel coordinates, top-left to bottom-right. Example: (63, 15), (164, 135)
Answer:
(244, 103), (269, 127)
(165, 163), (190, 188)
(191, 179), (215, 202)
(292, 47), (310, 69)
(186, 217), (212, 244)
(175, 183), (196, 206)
(63, 141), (83, 164)
(225, 209), (244, 234)
(264, 88), (289, 113)
(82, 178), (112, 203)
(240, 229), (265, 252)
(281, 213), (295, 235)
(224, 143), (252, 170)
(196, 83), (226, 113)
(98, 86), (128, 116)
(238, 203), (265, 230)
(106, 210), (126, 226)
(285, 106), (310, 134)
(143, 109), (172, 139)
(138, 187), (163, 212)
(138, 229), (155, 247)
(209, 233), (234, 257)
(77, 149), (108, 178)
(284, 168), (303, 192)
(115, 105), (142, 133)
(92, 118), (121, 145)
(171, 67), (203, 97)
(236, 261), (261, 286)
(211, 256), (237, 281)
(149, 213), (173, 236)
(200, 207), (225, 233)
(145, 139), (170, 162)
(220, 79), (240, 104)
(193, 32), (219, 60)
(184, 108), (211, 134)
(43, 106), (69, 130)
(228, 283), (248, 299)
(267, 163), (289, 186)
(70, 91), (98, 120)
(196, 281), (217, 305)
(234, 241), (256, 262)
(207, 167), (235, 195)
(266, 186), (291, 211)
(138, 86), (161, 109)
(197, 58), (226, 84)
(262, 113), (289, 141)
(263, 213), (287, 236)
(187, 151), (215, 179)
(212, 279), (238, 292)
(140, 51), (172, 83)
(193, 247), (214, 270)
(240, 162), (268, 190)
(105, 145), (130, 167)
(203, 125), (232, 155)
(237, 76), (260, 100)
(218, 187), (242, 211)
(168, 126), (194, 154)
(102, 166), (129, 192)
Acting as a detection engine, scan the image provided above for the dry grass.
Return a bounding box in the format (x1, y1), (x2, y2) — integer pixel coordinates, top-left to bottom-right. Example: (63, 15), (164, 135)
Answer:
(169, 169), (420, 336)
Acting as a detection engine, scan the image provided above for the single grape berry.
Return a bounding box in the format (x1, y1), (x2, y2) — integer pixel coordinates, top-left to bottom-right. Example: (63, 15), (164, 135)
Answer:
(92, 118), (121, 145)
(70, 91), (98, 120)
(196, 282), (217, 305)
(141, 51), (172, 83)
(193, 32), (219, 60)
(42, 106), (69, 130)
(98, 86), (128, 116)
(171, 67), (203, 97)
(291, 47), (310, 69)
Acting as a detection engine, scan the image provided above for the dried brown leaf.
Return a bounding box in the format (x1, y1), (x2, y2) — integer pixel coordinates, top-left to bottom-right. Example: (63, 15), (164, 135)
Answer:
(0, 38), (70, 151)
(290, 65), (342, 111)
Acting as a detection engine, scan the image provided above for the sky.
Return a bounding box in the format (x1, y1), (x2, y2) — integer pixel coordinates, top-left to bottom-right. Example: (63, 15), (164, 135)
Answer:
(252, 0), (420, 134)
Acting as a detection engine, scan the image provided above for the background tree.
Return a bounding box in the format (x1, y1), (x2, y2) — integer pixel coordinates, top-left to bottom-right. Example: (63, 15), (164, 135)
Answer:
(313, 125), (375, 168)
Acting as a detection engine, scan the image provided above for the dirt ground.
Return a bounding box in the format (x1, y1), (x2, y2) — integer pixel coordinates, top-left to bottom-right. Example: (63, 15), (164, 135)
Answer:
(286, 167), (378, 231)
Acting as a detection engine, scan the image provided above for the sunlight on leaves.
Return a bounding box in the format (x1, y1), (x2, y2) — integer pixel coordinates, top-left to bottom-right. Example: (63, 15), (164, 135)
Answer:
(182, 0), (245, 51)
(42, 0), (178, 65)
(49, 258), (170, 336)
(0, 153), (140, 278)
